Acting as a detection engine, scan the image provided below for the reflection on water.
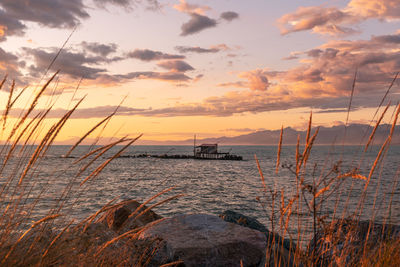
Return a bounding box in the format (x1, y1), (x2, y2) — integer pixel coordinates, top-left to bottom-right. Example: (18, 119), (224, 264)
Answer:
(1, 145), (399, 245)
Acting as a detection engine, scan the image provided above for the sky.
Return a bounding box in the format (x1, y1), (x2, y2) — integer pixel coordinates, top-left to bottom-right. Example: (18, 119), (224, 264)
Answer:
(0, 0), (399, 143)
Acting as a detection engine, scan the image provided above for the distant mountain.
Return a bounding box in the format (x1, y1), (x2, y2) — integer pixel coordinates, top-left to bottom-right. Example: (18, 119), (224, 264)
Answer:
(137, 124), (400, 145)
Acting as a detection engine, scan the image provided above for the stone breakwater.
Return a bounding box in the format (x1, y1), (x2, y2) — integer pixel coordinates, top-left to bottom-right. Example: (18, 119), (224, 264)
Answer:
(2, 200), (399, 266)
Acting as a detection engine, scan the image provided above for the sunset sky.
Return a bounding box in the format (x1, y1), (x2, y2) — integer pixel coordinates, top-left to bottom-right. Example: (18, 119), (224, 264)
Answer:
(0, 0), (399, 143)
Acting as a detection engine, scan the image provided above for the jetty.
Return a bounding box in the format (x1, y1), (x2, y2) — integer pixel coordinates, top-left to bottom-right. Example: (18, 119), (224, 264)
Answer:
(119, 135), (243, 160)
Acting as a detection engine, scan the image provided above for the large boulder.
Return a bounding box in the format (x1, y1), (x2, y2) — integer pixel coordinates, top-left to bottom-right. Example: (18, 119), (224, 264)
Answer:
(139, 213), (267, 266)
(309, 219), (400, 266)
(219, 210), (296, 254)
(97, 200), (162, 234)
(0, 226), (54, 266)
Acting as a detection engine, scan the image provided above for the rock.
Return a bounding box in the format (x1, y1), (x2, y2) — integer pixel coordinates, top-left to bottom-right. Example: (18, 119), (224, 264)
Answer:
(308, 219), (400, 266)
(0, 226), (54, 266)
(219, 210), (297, 254)
(97, 200), (162, 234)
(139, 213), (267, 266)
(219, 210), (267, 233)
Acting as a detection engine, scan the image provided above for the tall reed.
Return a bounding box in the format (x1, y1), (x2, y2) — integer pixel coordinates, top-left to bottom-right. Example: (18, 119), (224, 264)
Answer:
(0, 74), (179, 266)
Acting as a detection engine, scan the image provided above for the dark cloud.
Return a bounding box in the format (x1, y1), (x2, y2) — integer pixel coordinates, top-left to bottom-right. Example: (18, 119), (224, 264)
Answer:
(81, 41), (118, 56)
(175, 44), (230, 54)
(217, 81), (247, 88)
(224, 128), (266, 132)
(6, 105), (148, 119)
(127, 49), (185, 61)
(23, 47), (112, 79)
(180, 13), (217, 36)
(157, 60), (194, 72)
(282, 55), (299, 60)
(314, 108), (351, 114)
(0, 48), (24, 86)
(116, 71), (191, 82)
(0, 0), (89, 29)
(220, 11), (239, 22)
(0, 10), (26, 41)
(94, 0), (132, 7)
(15, 46), (191, 85)
(372, 34), (400, 44)
(193, 74), (203, 82)
(175, 46), (219, 54)
(0, 0), (161, 41)
(94, 0), (160, 10)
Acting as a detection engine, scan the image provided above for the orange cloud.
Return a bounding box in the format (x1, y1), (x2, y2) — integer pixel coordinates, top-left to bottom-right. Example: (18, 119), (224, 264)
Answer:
(0, 25), (5, 37)
(278, 0), (400, 36)
(347, 0), (400, 19)
(173, 0), (210, 15)
(238, 70), (270, 91)
(278, 6), (357, 36)
(218, 69), (270, 91)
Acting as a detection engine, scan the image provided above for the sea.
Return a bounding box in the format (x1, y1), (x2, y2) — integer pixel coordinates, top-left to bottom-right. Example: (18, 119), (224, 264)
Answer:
(1, 144), (399, 245)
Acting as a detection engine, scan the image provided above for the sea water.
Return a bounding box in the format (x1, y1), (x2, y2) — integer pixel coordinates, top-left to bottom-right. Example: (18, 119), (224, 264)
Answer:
(1, 145), (399, 244)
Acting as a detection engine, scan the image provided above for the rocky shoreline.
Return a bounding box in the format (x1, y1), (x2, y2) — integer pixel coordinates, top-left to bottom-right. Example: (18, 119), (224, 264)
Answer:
(3, 200), (399, 266)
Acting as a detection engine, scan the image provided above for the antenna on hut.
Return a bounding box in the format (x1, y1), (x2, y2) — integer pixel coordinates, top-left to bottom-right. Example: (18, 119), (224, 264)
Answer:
(193, 134), (196, 157)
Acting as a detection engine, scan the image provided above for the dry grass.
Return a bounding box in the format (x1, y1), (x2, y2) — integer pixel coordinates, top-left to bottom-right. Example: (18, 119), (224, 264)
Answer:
(0, 74), (181, 266)
(255, 73), (400, 266)
(0, 68), (399, 267)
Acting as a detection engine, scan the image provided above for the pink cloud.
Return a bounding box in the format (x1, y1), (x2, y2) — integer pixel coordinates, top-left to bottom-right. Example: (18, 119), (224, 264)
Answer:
(278, 0), (400, 36)
(347, 0), (400, 20)
(173, 0), (210, 15)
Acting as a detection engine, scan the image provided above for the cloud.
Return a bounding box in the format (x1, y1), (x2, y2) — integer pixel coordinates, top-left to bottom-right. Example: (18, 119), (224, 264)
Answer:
(82, 70), (192, 87)
(180, 13), (217, 36)
(142, 32), (399, 117)
(0, 0), (161, 41)
(173, 0), (210, 15)
(193, 74), (203, 82)
(0, 47), (24, 85)
(278, 6), (357, 36)
(5, 105), (148, 119)
(218, 70), (270, 91)
(272, 34), (400, 97)
(80, 41), (118, 56)
(347, 0), (400, 20)
(123, 89), (391, 117)
(10, 46), (192, 86)
(312, 24), (361, 36)
(314, 108), (351, 114)
(157, 60), (194, 72)
(176, 46), (219, 53)
(220, 11), (239, 22)
(175, 44), (230, 54)
(0, 0), (89, 29)
(218, 81), (247, 88)
(23, 47), (112, 80)
(224, 128), (266, 133)
(239, 70), (270, 91)
(372, 33), (400, 44)
(115, 71), (191, 82)
(278, 0), (400, 36)
(127, 49), (185, 61)
(93, 0), (161, 10)
(0, 10), (26, 41)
